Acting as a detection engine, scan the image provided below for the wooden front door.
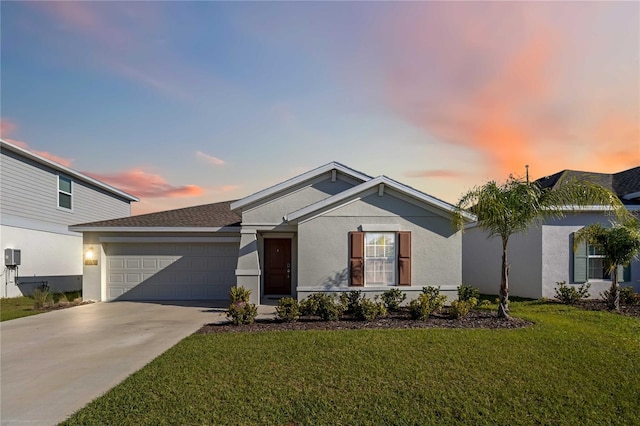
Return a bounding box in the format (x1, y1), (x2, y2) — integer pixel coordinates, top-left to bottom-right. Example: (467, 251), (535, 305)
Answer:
(264, 239), (292, 295)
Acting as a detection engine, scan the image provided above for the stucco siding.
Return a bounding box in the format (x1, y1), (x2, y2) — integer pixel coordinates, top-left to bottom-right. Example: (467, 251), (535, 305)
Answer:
(463, 226), (543, 299)
(0, 148), (131, 228)
(297, 191), (461, 302)
(243, 173), (357, 224)
(541, 213), (640, 297)
(463, 212), (640, 300)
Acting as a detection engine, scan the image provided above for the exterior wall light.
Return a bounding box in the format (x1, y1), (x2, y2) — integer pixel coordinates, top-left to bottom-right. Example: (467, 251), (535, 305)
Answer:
(84, 247), (98, 266)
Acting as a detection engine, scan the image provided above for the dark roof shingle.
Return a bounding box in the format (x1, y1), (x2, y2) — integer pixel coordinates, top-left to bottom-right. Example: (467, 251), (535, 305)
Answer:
(535, 166), (640, 205)
(73, 200), (241, 228)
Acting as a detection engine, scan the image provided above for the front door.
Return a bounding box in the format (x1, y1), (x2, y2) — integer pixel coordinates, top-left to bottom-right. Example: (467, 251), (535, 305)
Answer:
(264, 239), (292, 295)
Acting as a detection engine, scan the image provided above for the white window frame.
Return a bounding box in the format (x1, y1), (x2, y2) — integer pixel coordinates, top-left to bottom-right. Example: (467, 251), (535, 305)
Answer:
(364, 232), (396, 286)
(586, 243), (631, 281)
(58, 175), (72, 210)
(587, 244), (609, 280)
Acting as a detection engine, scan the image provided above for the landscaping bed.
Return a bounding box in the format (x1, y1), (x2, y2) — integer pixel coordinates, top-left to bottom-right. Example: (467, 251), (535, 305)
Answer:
(197, 307), (532, 334)
(573, 299), (640, 318)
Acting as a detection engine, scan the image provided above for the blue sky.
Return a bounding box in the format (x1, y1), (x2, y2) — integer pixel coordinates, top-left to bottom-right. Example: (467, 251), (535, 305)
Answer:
(2, 1), (638, 214)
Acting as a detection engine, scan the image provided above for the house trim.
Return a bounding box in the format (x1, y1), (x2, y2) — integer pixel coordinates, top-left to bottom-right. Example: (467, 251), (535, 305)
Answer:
(69, 226), (241, 233)
(286, 176), (476, 223)
(1, 139), (139, 202)
(99, 236), (241, 244)
(230, 162), (371, 211)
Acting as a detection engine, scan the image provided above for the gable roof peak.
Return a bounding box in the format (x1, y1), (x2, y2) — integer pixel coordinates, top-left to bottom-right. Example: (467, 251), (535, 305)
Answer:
(230, 162), (372, 211)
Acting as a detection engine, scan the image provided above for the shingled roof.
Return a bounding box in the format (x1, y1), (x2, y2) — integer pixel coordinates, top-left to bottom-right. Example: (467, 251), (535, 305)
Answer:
(71, 200), (241, 228)
(535, 166), (640, 205)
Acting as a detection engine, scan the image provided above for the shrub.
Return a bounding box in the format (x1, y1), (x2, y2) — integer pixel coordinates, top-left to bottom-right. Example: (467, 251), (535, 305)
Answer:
(620, 286), (640, 306)
(299, 296), (319, 317)
(226, 286), (257, 325)
(229, 286), (252, 303)
(450, 297), (478, 319)
(354, 297), (387, 321)
(554, 281), (590, 305)
(340, 290), (363, 315)
(380, 288), (406, 311)
(32, 284), (53, 310)
(457, 285), (480, 302)
(300, 293), (343, 321)
(56, 292), (71, 307)
(275, 297), (300, 322)
(409, 289), (447, 320)
(227, 302), (258, 325)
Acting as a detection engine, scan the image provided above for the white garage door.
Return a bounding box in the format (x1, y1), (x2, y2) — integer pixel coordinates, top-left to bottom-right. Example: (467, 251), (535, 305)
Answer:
(106, 243), (238, 301)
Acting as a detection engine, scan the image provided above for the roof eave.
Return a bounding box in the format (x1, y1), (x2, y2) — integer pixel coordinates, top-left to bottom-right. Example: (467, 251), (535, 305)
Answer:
(230, 162), (372, 211)
(1, 139), (139, 202)
(68, 225), (242, 233)
(286, 176), (474, 223)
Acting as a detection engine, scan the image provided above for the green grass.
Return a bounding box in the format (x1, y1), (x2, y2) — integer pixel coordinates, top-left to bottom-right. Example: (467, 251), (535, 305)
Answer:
(63, 301), (640, 425)
(1, 291), (82, 322)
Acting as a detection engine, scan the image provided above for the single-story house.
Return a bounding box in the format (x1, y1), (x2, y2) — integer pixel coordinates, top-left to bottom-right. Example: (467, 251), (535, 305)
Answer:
(0, 139), (138, 297)
(71, 162), (474, 304)
(463, 166), (640, 299)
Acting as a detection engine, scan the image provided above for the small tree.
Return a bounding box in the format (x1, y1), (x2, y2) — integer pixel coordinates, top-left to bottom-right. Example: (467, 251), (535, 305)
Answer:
(453, 175), (629, 319)
(574, 220), (640, 310)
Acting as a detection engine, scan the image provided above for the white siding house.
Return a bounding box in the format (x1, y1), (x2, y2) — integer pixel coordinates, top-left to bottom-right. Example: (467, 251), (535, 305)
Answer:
(0, 140), (138, 297)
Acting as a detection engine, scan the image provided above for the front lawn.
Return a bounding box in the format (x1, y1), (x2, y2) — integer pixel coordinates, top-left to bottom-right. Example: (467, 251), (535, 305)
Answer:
(1, 291), (82, 322)
(63, 301), (640, 425)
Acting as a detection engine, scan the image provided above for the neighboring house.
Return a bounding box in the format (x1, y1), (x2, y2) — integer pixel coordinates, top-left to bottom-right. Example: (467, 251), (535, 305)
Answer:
(0, 139), (139, 298)
(72, 162), (474, 304)
(463, 167), (640, 299)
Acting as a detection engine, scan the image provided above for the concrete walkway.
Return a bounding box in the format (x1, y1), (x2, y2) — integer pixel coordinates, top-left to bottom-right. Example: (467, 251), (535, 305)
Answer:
(1, 301), (275, 425)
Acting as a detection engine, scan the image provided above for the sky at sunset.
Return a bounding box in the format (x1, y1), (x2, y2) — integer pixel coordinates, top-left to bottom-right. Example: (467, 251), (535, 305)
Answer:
(2, 1), (638, 215)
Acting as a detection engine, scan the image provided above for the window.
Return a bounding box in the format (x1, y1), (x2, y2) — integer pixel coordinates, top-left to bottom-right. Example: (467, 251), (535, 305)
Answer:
(573, 236), (631, 283)
(364, 233), (396, 285)
(58, 176), (72, 209)
(587, 244), (609, 280)
(349, 231), (411, 287)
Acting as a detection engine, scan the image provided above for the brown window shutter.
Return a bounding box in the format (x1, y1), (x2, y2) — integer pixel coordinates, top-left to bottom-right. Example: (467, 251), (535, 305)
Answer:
(349, 231), (364, 286)
(397, 231), (411, 286)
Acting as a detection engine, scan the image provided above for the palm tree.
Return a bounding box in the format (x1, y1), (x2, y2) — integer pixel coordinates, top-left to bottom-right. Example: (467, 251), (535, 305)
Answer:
(453, 175), (630, 319)
(574, 221), (640, 310)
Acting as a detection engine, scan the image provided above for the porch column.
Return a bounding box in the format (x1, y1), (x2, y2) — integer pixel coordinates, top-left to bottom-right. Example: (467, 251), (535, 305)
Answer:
(235, 228), (261, 304)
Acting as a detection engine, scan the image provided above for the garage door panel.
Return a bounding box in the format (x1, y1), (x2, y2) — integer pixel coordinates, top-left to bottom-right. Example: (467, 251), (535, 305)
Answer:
(125, 274), (142, 284)
(109, 259), (125, 269)
(106, 243), (238, 301)
(109, 273), (124, 284)
(125, 259), (141, 268)
(142, 259), (158, 268)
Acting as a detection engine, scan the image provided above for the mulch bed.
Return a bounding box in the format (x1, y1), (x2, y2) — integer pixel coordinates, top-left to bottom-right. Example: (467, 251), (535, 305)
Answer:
(572, 299), (640, 318)
(196, 309), (533, 334)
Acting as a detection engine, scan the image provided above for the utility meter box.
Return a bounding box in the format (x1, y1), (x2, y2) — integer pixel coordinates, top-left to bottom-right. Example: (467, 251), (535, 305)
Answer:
(4, 248), (21, 266)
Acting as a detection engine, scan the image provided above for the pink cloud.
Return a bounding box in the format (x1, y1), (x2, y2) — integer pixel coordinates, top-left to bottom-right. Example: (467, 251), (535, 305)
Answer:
(85, 169), (203, 199)
(196, 151), (225, 166)
(1, 118), (75, 167)
(378, 2), (639, 179)
(0, 118), (17, 136)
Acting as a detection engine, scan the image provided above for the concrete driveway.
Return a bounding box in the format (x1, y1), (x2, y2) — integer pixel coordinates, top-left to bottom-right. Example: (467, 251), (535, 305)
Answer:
(0, 301), (224, 425)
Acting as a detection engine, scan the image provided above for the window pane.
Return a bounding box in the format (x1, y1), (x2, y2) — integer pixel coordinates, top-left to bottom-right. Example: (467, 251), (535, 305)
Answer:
(59, 193), (71, 209)
(59, 176), (72, 193)
(588, 258), (610, 279)
(364, 232), (396, 285)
